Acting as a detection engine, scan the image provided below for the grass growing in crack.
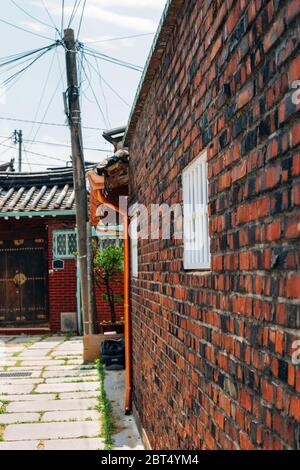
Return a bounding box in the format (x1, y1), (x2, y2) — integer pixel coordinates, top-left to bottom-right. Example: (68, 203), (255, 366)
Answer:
(95, 359), (114, 450)
(0, 402), (7, 414)
(0, 425), (5, 441)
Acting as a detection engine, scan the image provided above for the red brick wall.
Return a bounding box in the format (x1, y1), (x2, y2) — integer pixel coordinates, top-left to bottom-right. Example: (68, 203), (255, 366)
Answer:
(95, 273), (124, 326)
(47, 219), (124, 331)
(128, 0), (300, 450)
(47, 219), (77, 332)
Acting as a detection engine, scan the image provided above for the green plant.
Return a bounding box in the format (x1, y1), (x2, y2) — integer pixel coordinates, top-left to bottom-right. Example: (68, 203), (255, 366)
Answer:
(94, 245), (123, 325)
(95, 359), (114, 450)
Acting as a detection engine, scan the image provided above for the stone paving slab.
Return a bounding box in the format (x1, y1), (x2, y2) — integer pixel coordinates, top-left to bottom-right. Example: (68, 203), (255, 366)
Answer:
(18, 349), (50, 358)
(10, 337), (41, 343)
(0, 413), (40, 424)
(20, 360), (65, 366)
(0, 360), (17, 366)
(0, 440), (40, 450)
(42, 370), (97, 378)
(4, 420), (100, 441)
(7, 398), (98, 413)
(41, 336), (65, 342)
(51, 351), (82, 357)
(35, 382), (99, 394)
(0, 343), (24, 353)
(27, 341), (62, 349)
(0, 384), (34, 395)
(0, 378), (43, 385)
(6, 366), (44, 371)
(42, 410), (99, 422)
(44, 376), (98, 384)
(44, 365), (95, 371)
(0, 394), (56, 402)
(43, 437), (104, 450)
(59, 391), (99, 400)
(67, 359), (84, 364)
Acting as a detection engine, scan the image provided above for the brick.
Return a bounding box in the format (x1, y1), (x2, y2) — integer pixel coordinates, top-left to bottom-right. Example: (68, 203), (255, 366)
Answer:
(287, 275), (300, 298)
(287, 0), (300, 24)
(266, 219), (281, 241)
(263, 19), (285, 53)
(237, 83), (254, 110)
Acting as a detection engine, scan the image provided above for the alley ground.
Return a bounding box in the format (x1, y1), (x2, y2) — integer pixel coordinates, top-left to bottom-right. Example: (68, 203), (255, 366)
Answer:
(0, 335), (143, 451)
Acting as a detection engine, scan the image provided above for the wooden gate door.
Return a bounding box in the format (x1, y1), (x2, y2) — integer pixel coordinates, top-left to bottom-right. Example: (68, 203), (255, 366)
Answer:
(0, 238), (48, 324)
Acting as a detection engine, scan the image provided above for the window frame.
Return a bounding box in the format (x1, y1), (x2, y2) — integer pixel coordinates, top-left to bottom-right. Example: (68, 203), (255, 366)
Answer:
(52, 229), (77, 260)
(182, 149), (211, 271)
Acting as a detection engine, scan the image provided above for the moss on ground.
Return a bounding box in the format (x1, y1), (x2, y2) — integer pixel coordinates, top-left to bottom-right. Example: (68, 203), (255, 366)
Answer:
(95, 359), (114, 450)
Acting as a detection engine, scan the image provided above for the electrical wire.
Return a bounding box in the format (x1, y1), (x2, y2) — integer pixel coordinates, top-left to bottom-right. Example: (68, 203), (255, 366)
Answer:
(22, 143), (32, 172)
(76, 0), (87, 40)
(0, 43), (58, 68)
(0, 45), (58, 101)
(61, 0), (65, 36)
(68, 0), (81, 28)
(0, 116), (105, 131)
(94, 56), (111, 127)
(28, 67), (66, 151)
(85, 32), (155, 44)
(9, 0), (55, 31)
(82, 45), (143, 72)
(0, 17), (54, 41)
(26, 48), (57, 148)
(0, 141), (68, 163)
(81, 56), (110, 128)
(0, 135), (110, 153)
(41, 0), (61, 38)
(83, 53), (131, 108)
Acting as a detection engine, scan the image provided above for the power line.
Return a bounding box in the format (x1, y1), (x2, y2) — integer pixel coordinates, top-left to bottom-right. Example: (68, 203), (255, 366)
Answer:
(0, 134), (111, 152)
(82, 45), (143, 72)
(0, 45), (58, 100)
(0, 43), (58, 68)
(76, 0), (87, 40)
(0, 141), (68, 162)
(9, 0), (55, 31)
(61, 0), (65, 36)
(83, 53), (131, 108)
(28, 66), (66, 151)
(68, 0), (81, 28)
(22, 143), (32, 172)
(26, 48), (57, 147)
(81, 56), (110, 128)
(0, 17), (54, 41)
(94, 56), (111, 127)
(85, 32), (155, 44)
(0, 116), (106, 131)
(41, 0), (61, 38)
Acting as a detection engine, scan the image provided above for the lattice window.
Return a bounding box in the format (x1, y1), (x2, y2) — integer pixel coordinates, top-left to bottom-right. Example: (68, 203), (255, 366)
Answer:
(53, 230), (77, 259)
(182, 149), (211, 270)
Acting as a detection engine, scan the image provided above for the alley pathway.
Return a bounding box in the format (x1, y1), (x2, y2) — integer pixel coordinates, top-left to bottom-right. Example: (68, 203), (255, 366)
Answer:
(0, 335), (142, 450)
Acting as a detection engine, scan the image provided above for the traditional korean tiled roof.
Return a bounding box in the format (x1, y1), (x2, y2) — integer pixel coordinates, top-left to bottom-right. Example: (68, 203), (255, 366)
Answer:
(0, 168), (76, 213)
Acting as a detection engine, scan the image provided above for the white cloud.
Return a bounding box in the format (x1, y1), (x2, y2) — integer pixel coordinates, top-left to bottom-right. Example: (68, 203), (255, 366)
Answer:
(88, 0), (166, 9)
(83, 6), (157, 32)
(30, 1), (160, 33)
(30, 0), (166, 11)
(20, 21), (49, 33)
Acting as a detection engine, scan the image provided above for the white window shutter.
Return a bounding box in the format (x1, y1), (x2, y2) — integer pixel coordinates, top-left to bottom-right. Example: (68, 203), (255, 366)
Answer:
(130, 216), (138, 278)
(183, 150), (211, 270)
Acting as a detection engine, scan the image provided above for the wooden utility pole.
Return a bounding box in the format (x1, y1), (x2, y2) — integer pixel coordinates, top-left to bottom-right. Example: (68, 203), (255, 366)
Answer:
(14, 129), (22, 172)
(64, 28), (95, 335)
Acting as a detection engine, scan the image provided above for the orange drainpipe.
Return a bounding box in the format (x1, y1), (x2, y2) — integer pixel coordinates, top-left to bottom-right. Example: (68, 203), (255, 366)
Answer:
(95, 189), (132, 414)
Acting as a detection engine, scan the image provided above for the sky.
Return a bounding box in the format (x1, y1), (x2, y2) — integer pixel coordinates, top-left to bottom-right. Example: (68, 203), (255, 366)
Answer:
(0, 0), (167, 172)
